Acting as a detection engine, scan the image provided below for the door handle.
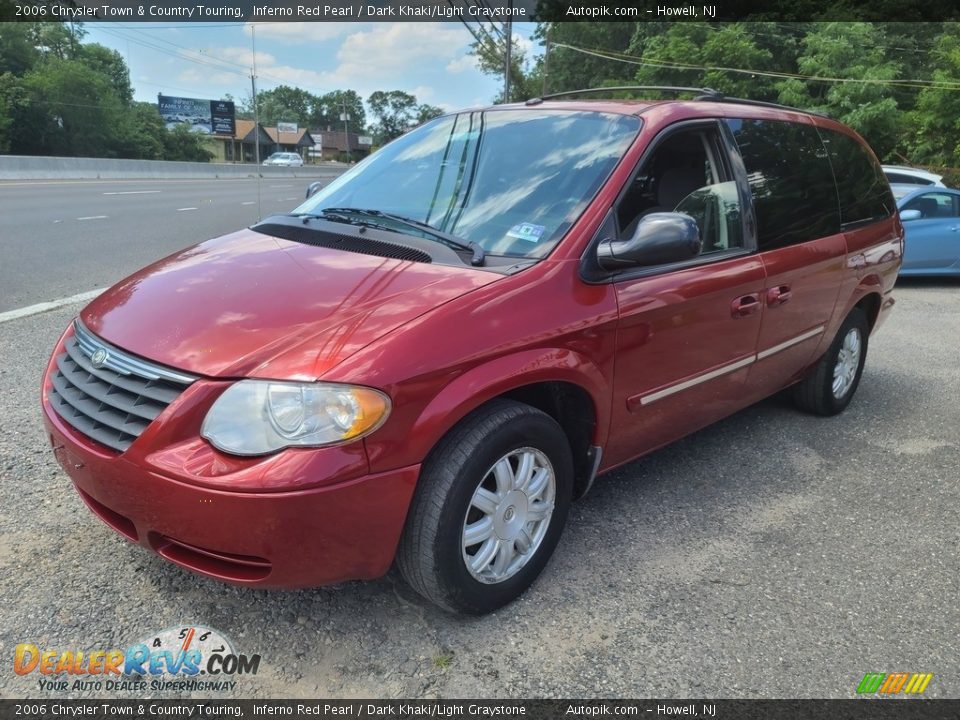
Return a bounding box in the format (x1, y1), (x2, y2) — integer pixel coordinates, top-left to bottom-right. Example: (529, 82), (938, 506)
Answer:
(766, 285), (793, 307)
(949, 225), (960, 232)
(731, 293), (761, 319)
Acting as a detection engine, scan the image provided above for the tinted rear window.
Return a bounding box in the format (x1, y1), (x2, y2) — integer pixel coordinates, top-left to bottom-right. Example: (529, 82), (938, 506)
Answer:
(820, 129), (895, 227)
(885, 172), (932, 185)
(725, 118), (840, 250)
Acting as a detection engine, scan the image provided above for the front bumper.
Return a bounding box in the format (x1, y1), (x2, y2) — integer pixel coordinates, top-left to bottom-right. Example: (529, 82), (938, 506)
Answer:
(40, 328), (418, 588)
(43, 408), (419, 587)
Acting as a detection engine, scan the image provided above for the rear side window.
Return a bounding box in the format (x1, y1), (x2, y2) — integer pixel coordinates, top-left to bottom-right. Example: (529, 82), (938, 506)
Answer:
(725, 119), (840, 250)
(820, 129), (895, 227)
(885, 172), (932, 185)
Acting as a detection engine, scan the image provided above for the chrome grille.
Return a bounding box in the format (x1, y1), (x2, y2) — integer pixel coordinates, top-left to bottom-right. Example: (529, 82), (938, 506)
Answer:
(48, 320), (197, 452)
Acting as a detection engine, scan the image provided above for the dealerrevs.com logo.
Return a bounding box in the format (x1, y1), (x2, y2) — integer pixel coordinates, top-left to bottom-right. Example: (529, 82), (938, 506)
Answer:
(14, 626), (260, 693)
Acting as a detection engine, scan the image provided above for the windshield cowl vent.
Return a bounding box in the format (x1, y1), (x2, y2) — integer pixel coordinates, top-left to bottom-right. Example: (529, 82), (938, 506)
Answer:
(253, 223), (433, 264)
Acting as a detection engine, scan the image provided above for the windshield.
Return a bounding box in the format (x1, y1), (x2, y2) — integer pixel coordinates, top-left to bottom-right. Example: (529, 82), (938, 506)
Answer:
(294, 109), (641, 259)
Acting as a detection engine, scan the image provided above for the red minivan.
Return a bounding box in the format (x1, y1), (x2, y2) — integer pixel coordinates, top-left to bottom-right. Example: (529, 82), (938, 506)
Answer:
(41, 91), (902, 614)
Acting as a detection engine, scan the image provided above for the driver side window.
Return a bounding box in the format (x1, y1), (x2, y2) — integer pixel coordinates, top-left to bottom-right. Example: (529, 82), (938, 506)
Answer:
(616, 126), (743, 254)
(901, 192), (960, 219)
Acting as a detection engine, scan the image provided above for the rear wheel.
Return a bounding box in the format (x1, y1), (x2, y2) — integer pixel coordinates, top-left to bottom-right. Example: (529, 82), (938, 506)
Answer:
(397, 400), (573, 614)
(793, 308), (869, 416)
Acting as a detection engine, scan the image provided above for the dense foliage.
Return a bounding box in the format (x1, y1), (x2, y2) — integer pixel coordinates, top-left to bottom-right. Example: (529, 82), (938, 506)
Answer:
(477, 21), (960, 177)
(5, 20), (960, 174)
(0, 23), (212, 160)
(0, 22), (442, 159)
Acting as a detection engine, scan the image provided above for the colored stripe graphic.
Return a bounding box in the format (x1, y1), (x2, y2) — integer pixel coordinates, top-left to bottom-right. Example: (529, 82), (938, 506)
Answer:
(882, 672), (910, 694)
(859, 672), (933, 695)
(857, 673), (886, 694)
(906, 673), (934, 694)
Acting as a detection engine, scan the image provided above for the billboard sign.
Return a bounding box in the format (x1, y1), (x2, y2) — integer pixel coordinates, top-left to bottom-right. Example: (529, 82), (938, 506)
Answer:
(277, 122), (298, 134)
(210, 100), (236, 136)
(158, 95), (235, 136)
(358, 136), (373, 146)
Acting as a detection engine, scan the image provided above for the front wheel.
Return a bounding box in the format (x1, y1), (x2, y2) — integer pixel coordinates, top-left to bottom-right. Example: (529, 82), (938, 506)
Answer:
(793, 307), (869, 416)
(396, 400), (573, 615)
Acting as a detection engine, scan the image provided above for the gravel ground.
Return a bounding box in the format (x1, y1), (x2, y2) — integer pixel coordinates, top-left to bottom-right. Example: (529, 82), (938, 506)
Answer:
(0, 280), (957, 700)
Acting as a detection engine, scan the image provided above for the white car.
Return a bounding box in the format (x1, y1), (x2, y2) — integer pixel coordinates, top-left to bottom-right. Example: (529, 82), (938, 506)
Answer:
(882, 165), (946, 187)
(263, 152), (304, 167)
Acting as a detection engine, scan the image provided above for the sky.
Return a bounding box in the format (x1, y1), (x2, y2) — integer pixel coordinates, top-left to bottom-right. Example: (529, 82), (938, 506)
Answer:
(84, 22), (540, 116)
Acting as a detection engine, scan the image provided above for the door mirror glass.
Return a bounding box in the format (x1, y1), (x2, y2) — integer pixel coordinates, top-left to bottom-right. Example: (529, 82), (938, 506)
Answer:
(597, 212), (702, 270)
(899, 208), (922, 221)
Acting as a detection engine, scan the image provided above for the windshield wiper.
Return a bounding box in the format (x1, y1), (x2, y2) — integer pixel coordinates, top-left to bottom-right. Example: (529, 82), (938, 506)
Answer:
(321, 207), (485, 267)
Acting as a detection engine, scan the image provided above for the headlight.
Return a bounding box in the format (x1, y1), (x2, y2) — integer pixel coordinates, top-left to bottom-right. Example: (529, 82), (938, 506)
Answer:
(201, 380), (391, 456)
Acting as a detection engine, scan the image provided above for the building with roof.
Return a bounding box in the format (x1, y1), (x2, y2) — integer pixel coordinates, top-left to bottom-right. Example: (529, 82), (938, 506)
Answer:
(308, 130), (373, 162)
(203, 121), (316, 164)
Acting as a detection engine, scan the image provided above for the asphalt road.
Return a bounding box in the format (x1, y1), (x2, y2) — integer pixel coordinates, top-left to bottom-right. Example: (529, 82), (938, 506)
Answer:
(0, 177), (337, 312)
(0, 276), (956, 700)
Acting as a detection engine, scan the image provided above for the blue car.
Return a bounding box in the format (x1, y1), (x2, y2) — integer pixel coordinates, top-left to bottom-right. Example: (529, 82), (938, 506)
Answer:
(897, 186), (960, 276)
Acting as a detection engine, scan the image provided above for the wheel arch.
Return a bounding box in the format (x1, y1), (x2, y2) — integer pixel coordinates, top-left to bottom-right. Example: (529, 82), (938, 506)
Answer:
(854, 289), (882, 332)
(406, 349), (610, 500)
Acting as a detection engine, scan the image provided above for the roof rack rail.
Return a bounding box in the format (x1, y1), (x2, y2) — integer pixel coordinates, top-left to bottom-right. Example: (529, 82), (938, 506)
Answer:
(525, 85), (830, 119)
(694, 94), (832, 119)
(525, 86), (721, 105)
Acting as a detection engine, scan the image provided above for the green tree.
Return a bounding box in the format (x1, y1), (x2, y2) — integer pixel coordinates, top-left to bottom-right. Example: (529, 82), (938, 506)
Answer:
(415, 104), (444, 124)
(628, 22), (780, 100)
(17, 57), (128, 157)
(367, 90), (418, 144)
(0, 23), (40, 74)
(77, 43), (133, 104)
(311, 89), (366, 134)
(162, 123), (213, 162)
(31, 22), (85, 60)
(0, 72), (27, 153)
(120, 101), (167, 159)
(256, 84), (316, 126)
(776, 22), (902, 159)
(469, 28), (538, 103)
(904, 25), (960, 167)
(537, 22), (638, 95)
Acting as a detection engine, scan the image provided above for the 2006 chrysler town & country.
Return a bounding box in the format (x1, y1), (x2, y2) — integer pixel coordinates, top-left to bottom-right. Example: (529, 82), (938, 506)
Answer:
(42, 90), (902, 614)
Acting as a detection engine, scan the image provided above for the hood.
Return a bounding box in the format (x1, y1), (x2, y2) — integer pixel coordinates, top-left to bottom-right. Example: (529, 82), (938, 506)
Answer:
(81, 228), (498, 380)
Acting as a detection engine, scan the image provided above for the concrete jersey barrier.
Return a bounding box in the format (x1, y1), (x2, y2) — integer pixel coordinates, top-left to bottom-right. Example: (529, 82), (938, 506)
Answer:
(0, 155), (349, 181)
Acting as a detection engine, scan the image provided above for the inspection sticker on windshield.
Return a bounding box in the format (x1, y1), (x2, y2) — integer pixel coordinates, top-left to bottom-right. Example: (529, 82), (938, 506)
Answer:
(507, 223), (545, 243)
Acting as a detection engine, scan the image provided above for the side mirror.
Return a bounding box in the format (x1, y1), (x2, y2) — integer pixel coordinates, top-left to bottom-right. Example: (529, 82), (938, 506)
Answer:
(597, 212), (701, 270)
(899, 209), (921, 221)
(305, 181), (323, 199)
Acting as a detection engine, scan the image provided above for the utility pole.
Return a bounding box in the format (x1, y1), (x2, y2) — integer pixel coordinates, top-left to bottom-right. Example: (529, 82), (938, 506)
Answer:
(251, 27), (260, 168)
(341, 97), (350, 161)
(542, 23), (551, 97)
(503, 9), (513, 103)
(251, 24), (261, 219)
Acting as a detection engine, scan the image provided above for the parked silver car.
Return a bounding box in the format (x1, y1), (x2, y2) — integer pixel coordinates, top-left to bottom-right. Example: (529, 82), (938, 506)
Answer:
(882, 165), (946, 187)
(263, 152), (304, 167)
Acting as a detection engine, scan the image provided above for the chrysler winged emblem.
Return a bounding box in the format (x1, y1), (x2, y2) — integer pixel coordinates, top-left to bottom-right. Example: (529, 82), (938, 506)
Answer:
(90, 348), (109, 368)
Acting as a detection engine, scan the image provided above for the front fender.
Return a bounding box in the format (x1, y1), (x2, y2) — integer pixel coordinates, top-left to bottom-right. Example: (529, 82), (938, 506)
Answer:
(364, 347), (611, 474)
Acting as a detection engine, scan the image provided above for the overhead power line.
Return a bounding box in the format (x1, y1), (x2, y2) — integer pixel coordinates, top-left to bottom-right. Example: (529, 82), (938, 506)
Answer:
(552, 43), (960, 92)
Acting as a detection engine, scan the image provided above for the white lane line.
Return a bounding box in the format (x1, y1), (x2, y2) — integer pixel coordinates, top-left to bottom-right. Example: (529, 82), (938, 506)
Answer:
(241, 201), (255, 205)
(0, 289), (104, 325)
(77, 215), (108, 221)
(270, 184), (293, 188)
(283, 196), (298, 201)
(103, 190), (162, 195)
(177, 207), (198, 212)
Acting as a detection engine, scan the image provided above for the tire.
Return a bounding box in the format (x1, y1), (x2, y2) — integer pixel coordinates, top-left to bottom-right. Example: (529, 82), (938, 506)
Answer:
(396, 399), (573, 615)
(792, 308), (869, 416)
